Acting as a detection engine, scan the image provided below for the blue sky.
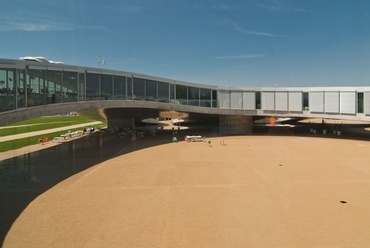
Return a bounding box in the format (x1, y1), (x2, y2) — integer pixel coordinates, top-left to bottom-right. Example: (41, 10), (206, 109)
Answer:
(1, 0), (370, 87)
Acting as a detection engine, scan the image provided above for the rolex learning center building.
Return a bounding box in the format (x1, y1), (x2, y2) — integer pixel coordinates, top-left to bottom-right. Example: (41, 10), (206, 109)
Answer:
(1, 57), (370, 134)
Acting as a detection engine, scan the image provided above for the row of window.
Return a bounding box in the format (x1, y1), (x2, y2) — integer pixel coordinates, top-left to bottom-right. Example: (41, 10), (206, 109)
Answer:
(0, 68), (218, 112)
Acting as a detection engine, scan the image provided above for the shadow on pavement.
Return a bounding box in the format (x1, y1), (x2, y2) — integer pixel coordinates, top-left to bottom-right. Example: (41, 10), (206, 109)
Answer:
(0, 131), (174, 246)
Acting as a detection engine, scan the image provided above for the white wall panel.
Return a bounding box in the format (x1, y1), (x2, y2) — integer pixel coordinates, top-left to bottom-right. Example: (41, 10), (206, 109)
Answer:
(340, 92), (356, 114)
(309, 91), (324, 113)
(365, 92), (370, 115)
(218, 90), (230, 109)
(288, 92), (302, 112)
(262, 92), (275, 111)
(324, 91), (339, 113)
(243, 92), (255, 110)
(230, 91), (242, 109)
(275, 92), (288, 111)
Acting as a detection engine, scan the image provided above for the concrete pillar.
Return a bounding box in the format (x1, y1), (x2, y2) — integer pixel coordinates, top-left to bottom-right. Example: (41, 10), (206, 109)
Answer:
(219, 115), (253, 135)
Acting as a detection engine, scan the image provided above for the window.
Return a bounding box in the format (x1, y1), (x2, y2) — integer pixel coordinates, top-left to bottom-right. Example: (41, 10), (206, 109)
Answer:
(256, 91), (261, 109)
(358, 92), (364, 114)
(303, 92), (309, 111)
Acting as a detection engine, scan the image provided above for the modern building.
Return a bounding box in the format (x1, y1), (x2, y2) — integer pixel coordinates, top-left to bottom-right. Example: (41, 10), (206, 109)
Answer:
(1, 57), (370, 133)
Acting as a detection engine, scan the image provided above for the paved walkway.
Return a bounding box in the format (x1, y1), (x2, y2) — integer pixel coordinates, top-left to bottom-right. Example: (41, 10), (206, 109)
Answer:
(0, 121), (102, 142)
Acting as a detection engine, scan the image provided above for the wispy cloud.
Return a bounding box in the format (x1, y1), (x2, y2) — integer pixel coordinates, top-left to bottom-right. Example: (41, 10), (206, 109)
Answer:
(0, 21), (75, 32)
(212, 3), (234, 10)
(257, 1), (307, 13)
(231, 22), (280, 37)
(214, 54), (265, 59)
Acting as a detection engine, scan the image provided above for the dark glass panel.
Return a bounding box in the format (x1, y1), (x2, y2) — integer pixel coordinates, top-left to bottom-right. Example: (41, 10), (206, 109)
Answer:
(158, 82), (169, 103)
(146, 79), (157, 101)
(176, 84), (187, 105)
(78, 73), (86, 101)
(133, 78), (145, 100)
(0, 69), (16, 112)
(127, 77), (132, 100)
(200, 88), (211, 107)
(17, 70), (26, 108)
(27, 69), (44, 107)
(170, 84), (175, 103)
(45, 71), (62, 104)
(358, 92), (364, 114)
(101, 74), (113, 100)
(212, 90), (218, 108)
(256, 91), (261, 109)
(303, 92), (309, 111)
(86, 73), (100, 101)
(63, 71), (78, 102)
(188, 86), (199, 106)
(113, 76), (126, 100)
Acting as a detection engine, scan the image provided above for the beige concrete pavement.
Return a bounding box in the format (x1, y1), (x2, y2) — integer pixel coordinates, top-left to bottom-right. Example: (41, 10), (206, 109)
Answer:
(4, 135), (370, 247)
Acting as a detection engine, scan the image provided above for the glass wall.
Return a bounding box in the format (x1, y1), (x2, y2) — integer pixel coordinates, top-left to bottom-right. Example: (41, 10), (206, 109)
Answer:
(17, 70), (26, 108)
(176, 84), (187, 105)
(158, 81), (169, 103)
(146, 79), (157, 101)
(0, 64), (222, 114)
(101, 74), (113, 100)
(63, 71), (78, 102)
(200, 88), (211, 107)
(127, 77), (132, 100)
(113, 75), (126, 100)
(170, 84), (175, 103)
(188, 86), (199, 106)
(45, 70), (62, 104)
(27, 70), (44, 107)
(78, 73), (85, 101)
(86, 73), (100, 101)
(212, 90), (217, 108)
(0, 69), (16, 111)
(133, 78), (145, 100)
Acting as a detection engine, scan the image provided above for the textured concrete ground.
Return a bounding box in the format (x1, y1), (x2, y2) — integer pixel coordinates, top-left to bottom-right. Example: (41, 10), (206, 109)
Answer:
(3, 135), (370, 248)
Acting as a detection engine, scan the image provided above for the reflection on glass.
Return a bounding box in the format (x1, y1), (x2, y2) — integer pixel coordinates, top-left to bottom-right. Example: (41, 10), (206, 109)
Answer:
(200, 88), (211, 107)
(133, 78), (145, 100)
(27, 70), (44, 107)
(303, 92), (309, 111)
(86, 73), (100, 101)
(101, 74), (113, 100)
(0, 69), (15, 111)
(63, 71), (78, 103)
(114, 76), (126, 100)
(158, 82), (169, 103)
(146, 80), (157, 101)
(176, 84), (187, 105)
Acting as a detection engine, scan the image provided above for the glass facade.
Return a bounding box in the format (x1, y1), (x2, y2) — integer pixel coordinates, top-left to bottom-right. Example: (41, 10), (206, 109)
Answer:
(7, 60), (365, 118)
(146, 79), (157, 101)
(0, 69), (15, 112)
(113, 75), (126, 100)
(101, 74), (113, 100)
(176, 84), (187, 105)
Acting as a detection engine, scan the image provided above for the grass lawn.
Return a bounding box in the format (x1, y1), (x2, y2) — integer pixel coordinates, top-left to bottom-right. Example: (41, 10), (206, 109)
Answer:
(0, 114), (106, 153)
